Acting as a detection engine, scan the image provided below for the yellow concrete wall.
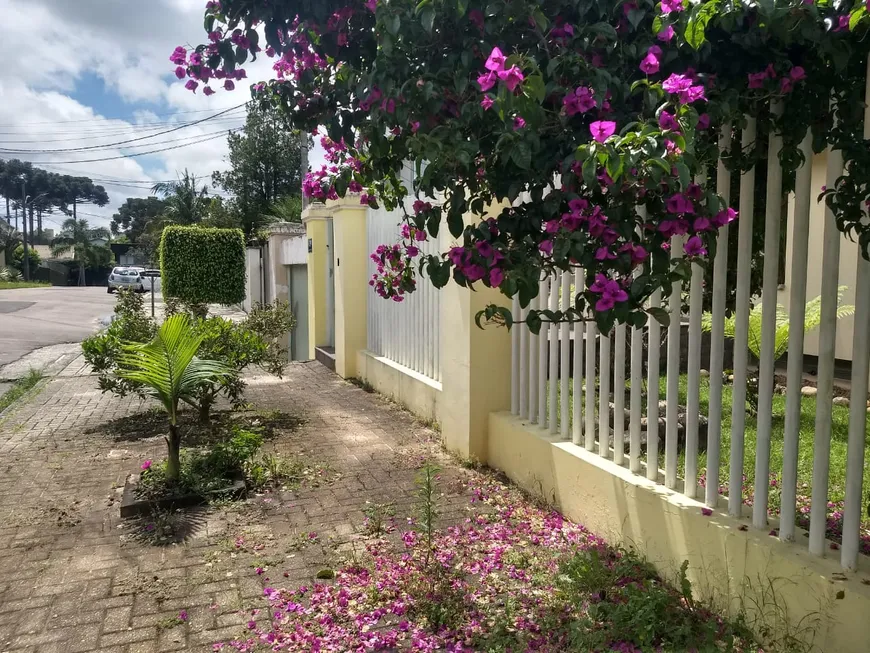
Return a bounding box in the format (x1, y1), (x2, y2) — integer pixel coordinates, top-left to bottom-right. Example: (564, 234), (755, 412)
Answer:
(488, 411), (870, 653)
(357, 349), (442, 424)
(331, 198), (368, 379)
(302, 206), (330, 360)
(778, 152), (863, 364)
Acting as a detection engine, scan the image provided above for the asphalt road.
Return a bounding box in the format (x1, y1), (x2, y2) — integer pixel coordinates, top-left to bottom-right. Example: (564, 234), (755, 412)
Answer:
(0, 287), (117, 369)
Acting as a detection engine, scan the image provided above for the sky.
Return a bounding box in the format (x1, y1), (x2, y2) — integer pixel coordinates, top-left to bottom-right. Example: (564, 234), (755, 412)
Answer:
(0, 0), (295, 233)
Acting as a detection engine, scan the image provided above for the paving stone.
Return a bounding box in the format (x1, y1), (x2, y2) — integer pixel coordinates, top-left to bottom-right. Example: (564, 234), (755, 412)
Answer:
(0, 361), (459, 653)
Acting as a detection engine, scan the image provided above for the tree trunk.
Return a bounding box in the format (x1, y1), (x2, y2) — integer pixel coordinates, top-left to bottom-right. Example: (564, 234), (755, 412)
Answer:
(28, 204), (34, 244)
(198, 395), (213, 425)
(166, 424), (181, 481)
(78, 262), (86, 287)
(5, 196), (9, 225)
(37, 209), (42, 241)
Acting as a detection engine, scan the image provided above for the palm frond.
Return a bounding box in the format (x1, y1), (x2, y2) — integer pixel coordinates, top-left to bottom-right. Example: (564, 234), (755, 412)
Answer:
(117, 314), (230, 423)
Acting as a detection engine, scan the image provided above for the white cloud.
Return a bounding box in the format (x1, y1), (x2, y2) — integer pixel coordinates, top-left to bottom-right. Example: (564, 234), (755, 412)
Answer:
(0, 0), (307, 229)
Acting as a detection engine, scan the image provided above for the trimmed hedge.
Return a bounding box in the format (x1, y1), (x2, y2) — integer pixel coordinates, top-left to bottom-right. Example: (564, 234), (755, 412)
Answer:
(160, 226), (245, 305)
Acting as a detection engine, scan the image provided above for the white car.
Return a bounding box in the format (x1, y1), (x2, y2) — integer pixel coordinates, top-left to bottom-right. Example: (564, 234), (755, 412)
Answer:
(107, 267), (146, 293)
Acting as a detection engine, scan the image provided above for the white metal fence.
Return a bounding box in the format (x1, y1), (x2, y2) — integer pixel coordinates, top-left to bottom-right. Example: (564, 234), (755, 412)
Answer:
(366, 200), (442, 383)
(510, 66), (870, 571)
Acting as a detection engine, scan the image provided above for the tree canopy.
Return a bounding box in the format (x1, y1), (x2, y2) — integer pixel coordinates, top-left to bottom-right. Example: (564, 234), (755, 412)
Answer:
(211, 103), (304, 235)
(174, 0), (870, 332)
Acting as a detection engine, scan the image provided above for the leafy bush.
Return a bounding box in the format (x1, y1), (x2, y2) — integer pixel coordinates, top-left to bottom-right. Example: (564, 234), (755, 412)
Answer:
(241, 300), (296, 374)
(0, 267), (22, 282)
(702, 287), (855, 413)
(11, 245), (40, 278)
(159, 225), (245, 305)
(82, 289), (157, 397)
(192, 316), (269, 422)
(117, 313), (230, 480)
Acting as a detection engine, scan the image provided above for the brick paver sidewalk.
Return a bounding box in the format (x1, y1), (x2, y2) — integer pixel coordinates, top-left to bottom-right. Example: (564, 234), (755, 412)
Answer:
(0, 362), (474, 653)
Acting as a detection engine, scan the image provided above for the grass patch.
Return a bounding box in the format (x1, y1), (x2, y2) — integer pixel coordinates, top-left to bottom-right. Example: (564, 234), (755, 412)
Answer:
(559, 373), (870, 545)
(0, 281), (50, 290)
(0, 369), (44, 414)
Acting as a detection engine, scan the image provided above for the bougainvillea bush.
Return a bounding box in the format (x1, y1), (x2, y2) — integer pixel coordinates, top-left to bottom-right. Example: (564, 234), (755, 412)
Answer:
(219, 480), (761, 652)
(175, 0), (870, 332)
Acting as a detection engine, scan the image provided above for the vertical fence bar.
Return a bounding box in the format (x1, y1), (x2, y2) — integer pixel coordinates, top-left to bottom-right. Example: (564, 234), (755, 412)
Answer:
(754, 101), (784, 528)
(599, 330), (612, 458)
(729, 117), (757, 517)
(529, 291), (539, 424)
(549, 274), (560, 434)
(613, 324), (626, 466)
(841, 57), (870, 569)
(780, 134), (813, 541)
(630, 322), (643, 473)
(665, 236), (685, 489)
(585, 320), (598, 450)
(707, 125), (732, 508)
(685, 254), (704, 498)
(519, 304), (530, 419)
(647, 289), (662, 481)
(572, 270), (585, 445)
(538, 277), (549, 429)
(843, 256), (870, 568)
(809, 115), (844, 556)
(560, 272), (571, 438)
(511, 295), (520, 415)
(630, 206), (646, 474)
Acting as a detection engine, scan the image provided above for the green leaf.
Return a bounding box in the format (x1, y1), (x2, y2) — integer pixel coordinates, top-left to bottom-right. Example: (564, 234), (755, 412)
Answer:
(511, 141), (532, 170)
(674, 161), (691, 189)
(386, 14), (401, 35)
(457, 0), (469, 16)
(526, 311), (542, 335)
(647, 306), (671, 327)
(850, 6), (867, 31)
(316, 569), (335, 580)
(524, 74), (546, 103)
(685, 0), (719, 50)
(420, 6), (435, 32)
(235, 46), (248, 65)
(532, 7), (549, 31)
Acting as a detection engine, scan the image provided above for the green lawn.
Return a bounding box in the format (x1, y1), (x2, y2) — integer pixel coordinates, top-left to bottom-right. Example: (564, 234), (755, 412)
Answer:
(0, 280), (50, 290)
(559, 374), (870, 527)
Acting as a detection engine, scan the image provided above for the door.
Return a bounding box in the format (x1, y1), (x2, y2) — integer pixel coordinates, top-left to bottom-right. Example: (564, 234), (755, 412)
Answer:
(288, 264), (309, 361)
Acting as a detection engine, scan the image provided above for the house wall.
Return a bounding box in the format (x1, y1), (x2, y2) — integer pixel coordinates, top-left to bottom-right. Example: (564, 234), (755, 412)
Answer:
(778, 152), (863, 364)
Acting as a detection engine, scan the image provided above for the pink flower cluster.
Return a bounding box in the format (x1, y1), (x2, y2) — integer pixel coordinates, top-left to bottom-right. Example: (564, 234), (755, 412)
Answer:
(639, 45), (662, 75)
(445, 220), (504, 287)
(590, 273), (629, 311)
(562, 86), (597, 116)
(662, 73), (706, 104)
(748, 64), (806, 93)
(369, 244), (415, 302)
(477, 47), (525, 93)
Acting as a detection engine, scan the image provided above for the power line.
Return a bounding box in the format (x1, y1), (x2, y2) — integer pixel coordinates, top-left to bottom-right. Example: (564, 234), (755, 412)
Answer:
(0, 105), (246, 154)
(21, 131), (237, 165)
(0, 106), (248, 128)
(0, 127), (243, 155)
(0, 109), (247, 137)
(0, 118), (246, 144)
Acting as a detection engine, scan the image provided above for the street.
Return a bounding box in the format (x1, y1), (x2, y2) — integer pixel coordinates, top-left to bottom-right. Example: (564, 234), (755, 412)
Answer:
(0, 286), (117, 370)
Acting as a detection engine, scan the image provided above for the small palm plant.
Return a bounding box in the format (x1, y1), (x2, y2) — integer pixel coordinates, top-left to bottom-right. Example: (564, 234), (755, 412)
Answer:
(702, 287), (855, 412)
(117, 314), (230, 481)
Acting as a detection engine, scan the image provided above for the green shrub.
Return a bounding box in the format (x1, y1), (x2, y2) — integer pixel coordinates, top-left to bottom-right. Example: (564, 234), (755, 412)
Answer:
(117, 314), (230, 480)
(82, 289), (156, 397)
(159, 225), (245, 305)
(241, 300), (296, 375)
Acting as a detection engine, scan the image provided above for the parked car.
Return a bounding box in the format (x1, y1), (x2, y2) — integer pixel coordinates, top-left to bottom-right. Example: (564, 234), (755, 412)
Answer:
(139, 269), (162, 293)
(107, 267), (145, 293)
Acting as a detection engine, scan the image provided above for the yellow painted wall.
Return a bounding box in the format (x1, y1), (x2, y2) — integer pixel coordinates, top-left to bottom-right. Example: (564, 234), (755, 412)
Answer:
(331, 198), (368, 379)
(489, 411), (870, 653)
(303, 206), (330, 360)
(357, 349), (442, 424)
(778, 152), (863, 364)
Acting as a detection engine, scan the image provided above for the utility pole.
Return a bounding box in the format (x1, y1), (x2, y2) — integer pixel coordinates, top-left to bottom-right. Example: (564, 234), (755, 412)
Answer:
(20, 179), (29, 281)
